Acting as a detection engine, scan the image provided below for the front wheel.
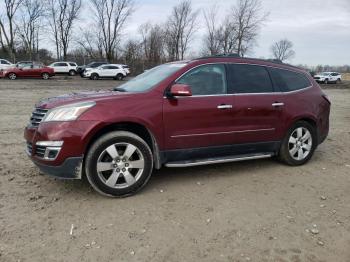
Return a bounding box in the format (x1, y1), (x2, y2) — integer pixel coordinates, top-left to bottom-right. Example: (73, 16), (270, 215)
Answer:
(115, 73), (124, 81)
(69, 70), (76, 76)
(278, 121), (317, 166)
(90, 73), (99, 80)
(42, 73), (50, 80)
(85, 131), (153, 197)
(8, 73), (17, 80)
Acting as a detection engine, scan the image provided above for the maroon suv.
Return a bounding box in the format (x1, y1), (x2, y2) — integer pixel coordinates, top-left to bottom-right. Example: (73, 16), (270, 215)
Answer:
(24, 56), (331, 197)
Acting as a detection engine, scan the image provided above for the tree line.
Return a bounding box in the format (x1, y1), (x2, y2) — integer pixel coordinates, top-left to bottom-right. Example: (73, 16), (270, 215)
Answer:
(1, 0), (347, 74)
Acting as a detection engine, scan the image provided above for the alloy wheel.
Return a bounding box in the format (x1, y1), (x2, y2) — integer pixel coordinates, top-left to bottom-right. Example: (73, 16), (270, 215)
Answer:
(96, 143), (145, 189)
(288, 127), (312, 161)
(9, 73), (16, 80)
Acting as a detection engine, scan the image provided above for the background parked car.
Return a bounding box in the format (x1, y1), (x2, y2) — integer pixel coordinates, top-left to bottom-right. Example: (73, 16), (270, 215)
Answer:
(48, 62), (78, 76)
(77, 62), (108, 77)
(1, 64), (54, 80)
(120, 64), (131, 75)
(83, 64), (127, 80)
(314, 72), (342, 84)
(0, 59), (15, 71)
(16, 61), (35, 68)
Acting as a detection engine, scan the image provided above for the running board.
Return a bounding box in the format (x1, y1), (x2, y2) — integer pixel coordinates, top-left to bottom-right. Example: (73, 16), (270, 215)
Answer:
(165, 153), (273, 168)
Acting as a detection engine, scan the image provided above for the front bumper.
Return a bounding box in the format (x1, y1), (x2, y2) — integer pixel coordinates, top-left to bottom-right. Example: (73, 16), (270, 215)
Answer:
(32, 156), (83, 179)
(24, 120), (100, 179)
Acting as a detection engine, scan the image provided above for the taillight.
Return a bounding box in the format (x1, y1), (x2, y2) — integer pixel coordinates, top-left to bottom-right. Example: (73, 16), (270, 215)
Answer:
(322, 94), (331, 104)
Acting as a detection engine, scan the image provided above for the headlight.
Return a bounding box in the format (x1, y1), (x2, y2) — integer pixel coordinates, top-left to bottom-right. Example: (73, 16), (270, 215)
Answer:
(42, 101), (96, 122)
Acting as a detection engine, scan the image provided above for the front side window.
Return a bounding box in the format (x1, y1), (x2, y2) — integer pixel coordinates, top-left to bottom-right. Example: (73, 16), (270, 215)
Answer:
(176, 64), (227, 96)
(268, 68), (311, 92)
(1, 60), (10, 65)
(227, 64), (274, 94)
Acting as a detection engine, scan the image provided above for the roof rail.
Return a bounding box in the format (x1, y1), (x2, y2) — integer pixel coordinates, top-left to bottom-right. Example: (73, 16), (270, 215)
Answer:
(196, 53), (241, 60)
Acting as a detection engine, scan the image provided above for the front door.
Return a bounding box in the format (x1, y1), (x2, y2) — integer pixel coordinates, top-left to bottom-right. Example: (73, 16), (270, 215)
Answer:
(163, 64), (236, 150)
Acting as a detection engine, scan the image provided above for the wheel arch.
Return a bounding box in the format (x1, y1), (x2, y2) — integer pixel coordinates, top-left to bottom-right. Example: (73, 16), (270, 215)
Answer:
(83, 122), (162, 169)
(286, 116), (319, 143)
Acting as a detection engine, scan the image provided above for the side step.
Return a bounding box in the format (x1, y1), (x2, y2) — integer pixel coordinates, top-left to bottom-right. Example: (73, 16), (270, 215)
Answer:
(165, 153), (273, 168)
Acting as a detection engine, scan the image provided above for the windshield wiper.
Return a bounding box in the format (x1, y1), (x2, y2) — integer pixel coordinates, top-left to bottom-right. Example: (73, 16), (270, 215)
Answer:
(114, 87), (127, 92)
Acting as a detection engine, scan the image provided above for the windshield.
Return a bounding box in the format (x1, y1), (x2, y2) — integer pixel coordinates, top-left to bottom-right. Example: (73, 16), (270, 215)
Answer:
(320, 72), (330, 76)
(114, 63), (187, 92)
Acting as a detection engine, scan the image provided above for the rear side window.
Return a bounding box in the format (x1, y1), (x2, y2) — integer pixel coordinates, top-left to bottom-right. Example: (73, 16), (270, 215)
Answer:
(226, 64), (274, 94)
(177, 64), (227, 96)
(268, 68), (311, 92)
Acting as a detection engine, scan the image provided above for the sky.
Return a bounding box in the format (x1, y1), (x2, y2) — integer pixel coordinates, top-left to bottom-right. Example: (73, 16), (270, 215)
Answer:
(119, 0), (350, 66)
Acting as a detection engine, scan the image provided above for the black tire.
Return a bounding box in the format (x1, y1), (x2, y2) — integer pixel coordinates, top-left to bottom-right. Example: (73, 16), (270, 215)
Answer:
(336, 78), (341, 84)
(42, 72), (50, 80)
(69, 70), (76, 76)
(324, 79), (328, 84)
(278, 121), (317, 166)
(8, 73), (17, 80)
(90, 73), (99, 80)
(116, 73), (124, 81)
(85, 131), (153, 197)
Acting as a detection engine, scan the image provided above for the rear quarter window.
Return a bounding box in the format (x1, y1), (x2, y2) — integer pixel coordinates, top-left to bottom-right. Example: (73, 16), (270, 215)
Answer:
(268, 68), (311, 92)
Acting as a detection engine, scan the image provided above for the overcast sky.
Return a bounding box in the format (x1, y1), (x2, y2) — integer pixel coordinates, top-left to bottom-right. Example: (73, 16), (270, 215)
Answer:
(119, 0), (350, 66)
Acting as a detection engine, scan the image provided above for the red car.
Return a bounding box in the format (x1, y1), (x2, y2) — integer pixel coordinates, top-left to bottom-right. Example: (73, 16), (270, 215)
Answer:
(2, 64), (54, 80)
(24, 55), (331, 197)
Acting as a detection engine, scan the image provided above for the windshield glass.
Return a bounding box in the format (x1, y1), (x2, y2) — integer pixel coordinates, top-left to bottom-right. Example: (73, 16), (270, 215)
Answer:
(321, 72), (330, 76)
(114, 63), (187, 92)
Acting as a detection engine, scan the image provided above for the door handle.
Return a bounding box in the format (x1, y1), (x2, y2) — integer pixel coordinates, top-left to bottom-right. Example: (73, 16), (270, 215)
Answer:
(217, 104), (233, 109)
(272, 102), (284, 107)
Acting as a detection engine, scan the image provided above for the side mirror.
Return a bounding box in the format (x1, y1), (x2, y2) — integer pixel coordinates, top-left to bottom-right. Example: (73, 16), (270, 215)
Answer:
(169, 84), (192, 97)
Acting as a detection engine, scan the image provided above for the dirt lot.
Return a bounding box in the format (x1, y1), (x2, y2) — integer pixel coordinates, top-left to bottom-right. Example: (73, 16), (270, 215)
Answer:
(0, 77), (349, 262)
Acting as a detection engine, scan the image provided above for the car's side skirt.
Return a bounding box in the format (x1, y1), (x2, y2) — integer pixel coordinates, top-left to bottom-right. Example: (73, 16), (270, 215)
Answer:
(160, 141), (281, 166)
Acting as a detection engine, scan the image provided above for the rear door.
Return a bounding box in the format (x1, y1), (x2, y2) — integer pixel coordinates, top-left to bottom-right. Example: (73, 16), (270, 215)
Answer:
(163, 64), (236, 150)
(226, 64), (284, 144)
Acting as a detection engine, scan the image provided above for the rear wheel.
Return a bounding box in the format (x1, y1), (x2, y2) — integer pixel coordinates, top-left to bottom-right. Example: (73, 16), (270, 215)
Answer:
(336, 78), (341, 84)
(90, 73), (99, 80)
(278, 121), (317, 166)
(85, 131), (153, 197)
(8, 73), (17, 80)
(42, 73), (50, 80)
(69, 70), (76, 76)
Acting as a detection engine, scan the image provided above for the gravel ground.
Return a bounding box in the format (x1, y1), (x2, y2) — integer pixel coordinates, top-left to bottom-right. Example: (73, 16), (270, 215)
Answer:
(0, 77), (349, 262)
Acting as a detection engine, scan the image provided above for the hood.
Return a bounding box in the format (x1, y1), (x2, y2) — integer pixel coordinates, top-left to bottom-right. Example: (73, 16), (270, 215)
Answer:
(35, 90), (130, 109)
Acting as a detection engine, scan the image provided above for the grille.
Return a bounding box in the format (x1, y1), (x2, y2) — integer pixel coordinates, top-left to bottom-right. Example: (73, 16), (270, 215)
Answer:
(35, 145), (46, 158)
(30, 108), (48, 127)
(26, 142), (33, 155)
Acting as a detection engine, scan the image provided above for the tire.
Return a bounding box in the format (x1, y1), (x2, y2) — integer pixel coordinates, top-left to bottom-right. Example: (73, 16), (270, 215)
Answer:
(336, 78), (341, 84)
(90, 73), (99, 80)
(69, 70), (76, 76)
(8, 73), (17, 80)
(116, 73), (124, 81)
(85, 131), (154, 197)
(42, 73), (50, 80)
(278, 121), (317, 166)
(324, 79), (328, 84)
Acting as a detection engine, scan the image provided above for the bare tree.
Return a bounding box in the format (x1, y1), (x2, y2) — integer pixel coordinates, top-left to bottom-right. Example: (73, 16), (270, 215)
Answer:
(165, 0), (198, 60)
(270, 39), (295, 62)
(47, 0), (81, 60)
(203, 5), (221, 55)
(90, 0), (134, 62)
(16, 0), (45, 60)
(139, 22), (165, 65)
(0, 0), (24, 61)
(231, 0), (268, 56)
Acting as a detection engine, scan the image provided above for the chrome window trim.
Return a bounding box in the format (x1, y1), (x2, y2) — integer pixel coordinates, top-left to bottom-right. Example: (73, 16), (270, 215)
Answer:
(165, 62), (313, 99)
(170, 128), (276, 138)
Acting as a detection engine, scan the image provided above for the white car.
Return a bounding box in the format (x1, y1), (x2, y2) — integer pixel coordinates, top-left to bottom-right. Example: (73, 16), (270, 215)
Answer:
(83, 64), (127, 80)
(48, 62), (78, 76)
(314, 72), (342, 84)
(0, 59), (15, 71)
